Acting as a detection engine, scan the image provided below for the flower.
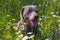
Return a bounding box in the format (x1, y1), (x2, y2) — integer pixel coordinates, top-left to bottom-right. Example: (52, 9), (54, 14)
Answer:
(57, 20), (60, 22)
(50, 12), (54, 14)
(16, 31), (21, 34)
(39, 5), (42, 7)
(12, 19), (15, 21)
(52, 15), (56, 17)
(59, 25), (60, 26)
(18, 34), (23, 38)
(56, 11), (59, 14)
(6, 15), (10, 17)
(39, 18), (42, 21)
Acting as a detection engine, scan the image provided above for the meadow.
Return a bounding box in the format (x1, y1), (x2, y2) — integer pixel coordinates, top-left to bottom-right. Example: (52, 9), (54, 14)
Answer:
(0, 0), (60, 40)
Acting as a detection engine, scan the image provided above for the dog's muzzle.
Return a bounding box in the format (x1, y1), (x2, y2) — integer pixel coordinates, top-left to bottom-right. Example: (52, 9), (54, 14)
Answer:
(28, 15), (39, 27)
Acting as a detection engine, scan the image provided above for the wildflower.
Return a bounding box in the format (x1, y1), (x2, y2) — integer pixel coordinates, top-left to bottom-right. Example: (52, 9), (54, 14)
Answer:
(39, 5), (42, 7)
(57, 20), (60, 22)
(16, 31), (21, 34)
(50, 12), (54, 14)
(45, 4), (48, 7)
(12, 19), (15, 21)
(18, 34), (23, 38)
(38, 22), (40, 24)
(52, 15), (56, 17)
(56, 11), (59, 14)
(13, 27), (18, 30)
(45, 38), (52, 40)
(39, 18), (42, 20)
(6, 15), (10, 17)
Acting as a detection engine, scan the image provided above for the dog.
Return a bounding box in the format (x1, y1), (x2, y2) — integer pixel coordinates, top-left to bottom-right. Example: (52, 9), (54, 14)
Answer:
(12, 5), (40, 40)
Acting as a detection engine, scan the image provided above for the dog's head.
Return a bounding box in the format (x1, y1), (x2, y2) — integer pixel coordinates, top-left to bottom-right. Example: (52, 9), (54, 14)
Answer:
(20, 5), (39, 27)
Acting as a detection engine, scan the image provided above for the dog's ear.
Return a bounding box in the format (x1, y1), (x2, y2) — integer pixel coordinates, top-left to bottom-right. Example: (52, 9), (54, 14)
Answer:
(20, 7), (24, 17)
(20, 7), (25, 24)
(20, 7), (25, 19)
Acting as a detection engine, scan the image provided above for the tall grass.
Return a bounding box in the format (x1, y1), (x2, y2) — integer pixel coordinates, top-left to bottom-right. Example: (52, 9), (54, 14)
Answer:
(0, 0), (60, 40)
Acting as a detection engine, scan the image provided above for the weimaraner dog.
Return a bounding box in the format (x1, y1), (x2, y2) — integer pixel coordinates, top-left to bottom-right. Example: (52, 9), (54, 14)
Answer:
(13, 5), (40, 40)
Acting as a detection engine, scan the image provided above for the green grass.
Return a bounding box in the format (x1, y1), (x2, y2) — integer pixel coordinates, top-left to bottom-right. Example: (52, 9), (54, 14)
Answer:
(0, 0), (60, 40)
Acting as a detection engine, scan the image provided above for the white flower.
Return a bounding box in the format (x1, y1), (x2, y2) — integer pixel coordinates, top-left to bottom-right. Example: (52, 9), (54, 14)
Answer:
(6, 15), (10, 17)
(38, 22), (40, 24)
(39, 18), (42, 21)
(50, 12), (54, 14)
(42, 15), (44, 17)
(45, 4), (48, 7)
(39, 5), (42, 7)
(56, 11), (59, 14)
(12, 19), (15, 21)
(0, 28), (2, 30)
(18, 34), (23, 38)
(13, 27), (18, 30)
(16, 31), (21, 34)
(57, 20), (60, 22)
(45, 38), (52, 40)
(52, 15), (56, 17)
(59, 25), (60, 26)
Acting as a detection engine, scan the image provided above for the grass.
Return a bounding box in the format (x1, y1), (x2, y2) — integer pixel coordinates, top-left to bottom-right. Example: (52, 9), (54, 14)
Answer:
(0, 0), (60, 40)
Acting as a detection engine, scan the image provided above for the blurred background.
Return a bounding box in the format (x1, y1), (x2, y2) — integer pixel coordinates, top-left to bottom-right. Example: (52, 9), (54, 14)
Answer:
(0, 0), (60, 40)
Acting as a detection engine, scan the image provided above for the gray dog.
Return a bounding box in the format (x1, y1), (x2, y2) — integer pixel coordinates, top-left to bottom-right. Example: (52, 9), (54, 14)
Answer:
(13, 5), (40, 40)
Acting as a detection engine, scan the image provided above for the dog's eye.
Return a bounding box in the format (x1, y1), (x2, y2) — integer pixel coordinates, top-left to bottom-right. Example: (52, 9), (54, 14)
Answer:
(28, 10), (32, 13)
(35, 11), (38, 13)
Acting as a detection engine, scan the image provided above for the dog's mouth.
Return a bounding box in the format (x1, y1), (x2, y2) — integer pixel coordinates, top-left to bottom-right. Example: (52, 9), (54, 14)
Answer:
(28, 16), (39, 27)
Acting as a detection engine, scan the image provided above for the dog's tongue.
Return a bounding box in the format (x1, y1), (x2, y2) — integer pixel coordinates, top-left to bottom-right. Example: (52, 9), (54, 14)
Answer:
(29, 20), (38, 27)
